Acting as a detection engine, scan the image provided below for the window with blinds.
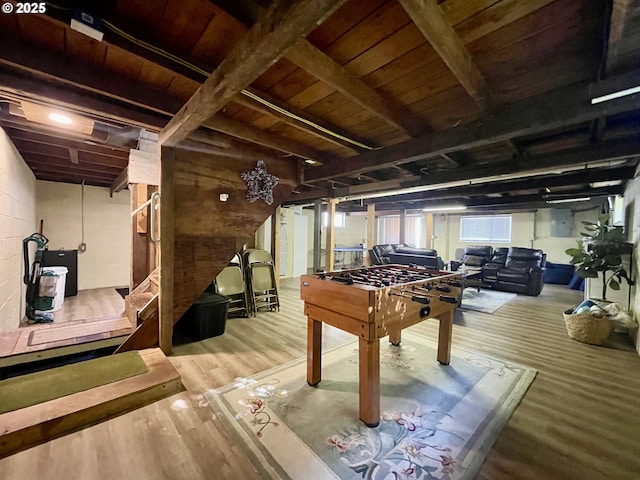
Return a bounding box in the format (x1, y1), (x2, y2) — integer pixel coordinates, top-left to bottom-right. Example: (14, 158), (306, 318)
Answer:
(460, 215), (512, 243)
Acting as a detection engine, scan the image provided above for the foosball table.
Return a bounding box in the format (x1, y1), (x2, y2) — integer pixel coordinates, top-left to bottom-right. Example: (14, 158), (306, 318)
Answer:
(300, 264), (462, 427)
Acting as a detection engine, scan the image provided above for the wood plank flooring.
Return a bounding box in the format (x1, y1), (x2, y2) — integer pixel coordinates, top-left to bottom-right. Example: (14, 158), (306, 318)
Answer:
(0, 288), (132, 368)
(0, 279), (639, 480)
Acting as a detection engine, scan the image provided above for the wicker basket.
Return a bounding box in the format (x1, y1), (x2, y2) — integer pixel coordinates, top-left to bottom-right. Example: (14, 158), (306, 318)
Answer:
(563, 306), (613, 345)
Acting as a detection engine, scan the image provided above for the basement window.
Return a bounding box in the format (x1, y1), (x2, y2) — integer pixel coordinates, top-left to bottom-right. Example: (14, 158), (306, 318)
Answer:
(460, 215), (512, 243)
(322, 211), (346, 228)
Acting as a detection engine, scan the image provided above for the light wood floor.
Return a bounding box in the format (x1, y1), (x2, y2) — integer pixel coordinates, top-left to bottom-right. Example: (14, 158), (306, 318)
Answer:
(0, 288), (132, 367)
(1, 280), (639, 479)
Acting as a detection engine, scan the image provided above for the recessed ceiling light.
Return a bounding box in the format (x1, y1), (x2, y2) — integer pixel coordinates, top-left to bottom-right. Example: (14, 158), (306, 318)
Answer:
(304, 159), (317, 165)
(48, 112), (73, 125)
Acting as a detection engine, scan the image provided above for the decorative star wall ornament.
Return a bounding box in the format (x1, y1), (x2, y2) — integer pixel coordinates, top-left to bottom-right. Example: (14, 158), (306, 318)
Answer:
(241, 160), (279, 205)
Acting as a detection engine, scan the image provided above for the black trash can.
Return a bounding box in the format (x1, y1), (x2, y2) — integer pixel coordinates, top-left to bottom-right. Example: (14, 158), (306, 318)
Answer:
(180, 292), (230, 340)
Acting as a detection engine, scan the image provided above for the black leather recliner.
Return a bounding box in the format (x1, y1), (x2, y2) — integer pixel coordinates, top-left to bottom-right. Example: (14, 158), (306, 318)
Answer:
(461, 245), (493, 274)
(388, 246), (445, 270)
(482, 247), (509, 287)
(486, 247), (546, 296)
(371, 244), (403, 265)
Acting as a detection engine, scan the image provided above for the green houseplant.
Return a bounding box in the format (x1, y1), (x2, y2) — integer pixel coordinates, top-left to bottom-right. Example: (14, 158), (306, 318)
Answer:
(565, 213), (633, 301)
(563, 213), (633, 345)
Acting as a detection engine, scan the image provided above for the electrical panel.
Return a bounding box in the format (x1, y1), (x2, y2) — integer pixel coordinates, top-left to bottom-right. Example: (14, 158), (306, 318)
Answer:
(551, 208), (572, 237)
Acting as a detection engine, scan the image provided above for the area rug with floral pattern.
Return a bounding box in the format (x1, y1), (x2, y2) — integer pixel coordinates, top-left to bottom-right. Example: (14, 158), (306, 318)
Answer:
(206, 330), (536, 480)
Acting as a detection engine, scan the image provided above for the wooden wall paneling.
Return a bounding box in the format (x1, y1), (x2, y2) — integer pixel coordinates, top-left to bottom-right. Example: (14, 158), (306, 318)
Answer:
(160, 146), (175, 354)
(166, 148), (298, 328)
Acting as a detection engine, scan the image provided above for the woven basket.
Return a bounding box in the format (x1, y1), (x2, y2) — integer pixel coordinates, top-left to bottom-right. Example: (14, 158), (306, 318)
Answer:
(563, 306), (613, 345)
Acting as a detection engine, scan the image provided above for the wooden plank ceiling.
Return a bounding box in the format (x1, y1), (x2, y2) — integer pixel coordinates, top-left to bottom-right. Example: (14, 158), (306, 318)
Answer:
(0, 0), (638, 209)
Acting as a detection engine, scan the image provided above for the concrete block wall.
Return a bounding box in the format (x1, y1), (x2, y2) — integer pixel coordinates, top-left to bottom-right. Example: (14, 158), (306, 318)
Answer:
(0, 128), (36, 330)
(36, 181), (130, 290)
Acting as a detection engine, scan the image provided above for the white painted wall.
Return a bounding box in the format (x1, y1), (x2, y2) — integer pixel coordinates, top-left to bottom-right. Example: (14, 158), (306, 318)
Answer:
(0, 128), (37, 330)
(36, 181), (130, 290)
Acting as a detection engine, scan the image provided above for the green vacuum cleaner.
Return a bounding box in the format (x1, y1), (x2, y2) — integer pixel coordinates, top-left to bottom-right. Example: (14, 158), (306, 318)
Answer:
(23, 233), (57, 323)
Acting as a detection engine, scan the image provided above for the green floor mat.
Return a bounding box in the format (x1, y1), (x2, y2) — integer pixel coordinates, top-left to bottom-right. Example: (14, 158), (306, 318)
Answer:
(0, 351), (149, 414)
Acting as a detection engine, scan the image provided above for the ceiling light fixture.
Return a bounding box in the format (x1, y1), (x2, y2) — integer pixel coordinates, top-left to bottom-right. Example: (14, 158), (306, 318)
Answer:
(546, 197), (591, 204)
(422, 205), (467, 212)
(591, 85), (640, 104)
(20, 101), (95, 134)
(48, 112), (73, 125)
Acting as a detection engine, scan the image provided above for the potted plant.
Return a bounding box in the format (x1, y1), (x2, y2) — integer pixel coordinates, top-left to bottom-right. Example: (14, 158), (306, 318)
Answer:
(563, 213), (633, 344)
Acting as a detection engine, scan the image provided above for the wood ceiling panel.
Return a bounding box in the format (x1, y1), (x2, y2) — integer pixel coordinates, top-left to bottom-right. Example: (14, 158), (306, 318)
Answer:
(103, 47), (144, 83)
(252, 58), (299, 92)
(267, 67), (320, 103)
(188, 9), (246, 66)
(344, 22), (426, 78)
(307, 0), (387, 50)
(286, 81), (337, 110)
(115, 0), (170, 30)
(494, 55), (596, 104)
(466, 0), (591, 61)
(454, 0), (558, 45)
(322, 1), (411, 66)
(164, 75), (200, 103)
(14, 15), (65, 57)
(34, 173), (111, 188)
(136, 62), (177, 92)
(23, 154), (124, 175)
(6, 130), (129, 158)
(65, 30), (107, 69)
(158, 0), (216, 57)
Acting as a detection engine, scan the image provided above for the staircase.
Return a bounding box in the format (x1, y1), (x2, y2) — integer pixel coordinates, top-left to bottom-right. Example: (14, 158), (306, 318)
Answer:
(115, 268), (159, 353)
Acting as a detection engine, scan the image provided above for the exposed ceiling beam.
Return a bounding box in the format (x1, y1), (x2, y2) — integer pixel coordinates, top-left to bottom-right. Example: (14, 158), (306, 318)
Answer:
(464, 185), (623, 208)
(3, 127), (130, 158)
(203, 114), (330, 162)
(0, 70), (165, 130)
(590, 0), (636, 143)
(110, 168), (129, 195)
(332, 139), (640, 199)
(605, 0), (635, 75)
(235, 88), (370, 154)
(399, 0), (494, 110)
(364, 165), (635, 204)
(285, 40), (424, 137)
(0, 43), (333, 163)
(305, 70), (640, 183)
(159, 0), (348, 146)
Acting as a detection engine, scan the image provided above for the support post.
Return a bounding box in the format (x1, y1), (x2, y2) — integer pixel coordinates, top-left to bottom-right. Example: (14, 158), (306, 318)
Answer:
(313, 199), (322, 271)
(366, 203), (375, 265)
(325, 198), (338, 272)
(399, 209), (406, 245)
(425, 212), (433, 249)
(271, 207), (281, 288)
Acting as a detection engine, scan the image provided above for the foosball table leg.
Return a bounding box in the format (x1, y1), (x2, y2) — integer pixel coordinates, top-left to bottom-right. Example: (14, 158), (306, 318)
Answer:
(437, 310), (453, 365)
(307, 317), (322, 386)
(389, 329), (401, 346)
(359, 337), (380, 427)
